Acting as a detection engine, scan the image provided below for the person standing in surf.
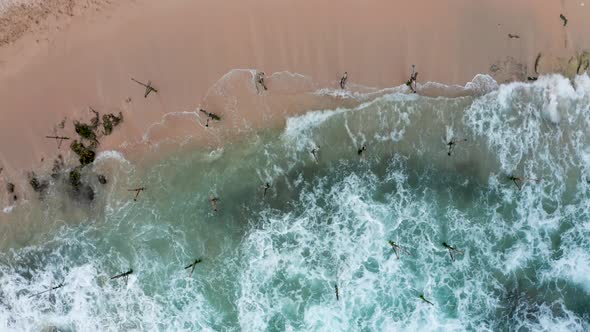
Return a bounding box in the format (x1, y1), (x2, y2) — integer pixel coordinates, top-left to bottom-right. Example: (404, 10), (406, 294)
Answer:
(442, 242), (464, 262)
(358, 145), (367, 156)
(255, 71), (268, 93)
(340, 72), (348, 89)
(261, 182), (271, 197)
(310, 145), (320, 163)
(406, 65), (418, 93)
(209, 196), (220, 212)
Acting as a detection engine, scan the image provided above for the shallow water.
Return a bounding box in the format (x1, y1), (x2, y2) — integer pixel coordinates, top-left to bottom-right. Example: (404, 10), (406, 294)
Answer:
(1, 74), (590, 331)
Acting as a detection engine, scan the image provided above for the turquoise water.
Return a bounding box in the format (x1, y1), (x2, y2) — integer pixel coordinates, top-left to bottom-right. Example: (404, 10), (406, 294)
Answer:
(1, 74), (590, 331)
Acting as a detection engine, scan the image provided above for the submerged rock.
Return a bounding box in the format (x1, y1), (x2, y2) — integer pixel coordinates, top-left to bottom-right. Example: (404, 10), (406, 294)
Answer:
(102, 112), (124, 135)
(28, 173), (49, 193)
(70, 140), (96, 166)
(67, 167), (95, 202)
(97, 174), (107, 184)
(6, 182), (15, 193)
(69, 166), (82, 188)
(51, 155), (65, 179)
(74, 121), (97, 142)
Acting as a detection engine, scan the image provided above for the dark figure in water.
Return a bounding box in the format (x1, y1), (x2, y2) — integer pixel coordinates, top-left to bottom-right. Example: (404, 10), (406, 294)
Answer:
(111, 269), (133, 285)
(388, 240), (411, 259)
(442, 242), (464, 262)
(255, 71), (268, 93)
(184, 258), (202, 278)
(310, 146), (320, 163)
(357, 145), (367, 156)
(210, 196), (220, 212)
(419, 294), (434, 306)
(128, 187), (146, 201)
(261, 182), (271, 197)
(560, 14), (568, 27)
(508, 34), (520, 39)
(340, 72), (348, 89)
(527, 77), (538, 81)
(447, 138), (467, 156)
(97, 175), (107, 185)
(507, 175), (540, 191)
(335, 284), (339, 301)
(29, 281), (66, 298)
(406, 65), (418, 93)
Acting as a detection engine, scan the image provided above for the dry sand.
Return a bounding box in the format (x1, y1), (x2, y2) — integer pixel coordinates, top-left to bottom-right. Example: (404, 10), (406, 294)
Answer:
(0, 0), (589, 204)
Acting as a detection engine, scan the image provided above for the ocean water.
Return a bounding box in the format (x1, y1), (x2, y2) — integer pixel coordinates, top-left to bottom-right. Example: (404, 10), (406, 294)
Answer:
(1, 73), (590, 331)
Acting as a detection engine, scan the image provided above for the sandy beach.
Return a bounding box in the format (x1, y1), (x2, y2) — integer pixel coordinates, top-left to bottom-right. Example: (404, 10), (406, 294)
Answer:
(1, 0), (589, 203)
(3, 2), (590, 329)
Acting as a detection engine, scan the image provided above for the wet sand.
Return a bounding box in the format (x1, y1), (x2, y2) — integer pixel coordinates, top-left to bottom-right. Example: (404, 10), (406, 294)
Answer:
(0, 0), (589, 206)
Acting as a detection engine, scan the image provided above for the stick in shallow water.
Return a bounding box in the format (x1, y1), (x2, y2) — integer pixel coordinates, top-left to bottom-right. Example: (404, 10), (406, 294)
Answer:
(335, 284), (339, 301)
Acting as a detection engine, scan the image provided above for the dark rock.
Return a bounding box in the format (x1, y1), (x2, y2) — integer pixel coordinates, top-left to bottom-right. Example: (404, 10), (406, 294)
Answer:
(29, 173), (49, 193)
(69, 167), (82, 188)
(70, 140), (96, 166)
(51, 155), (65, 179)
(102, 112), (123, 135)
(6, 182), (15, 193)
(97, 174), (107, 184)
(74, 121), (97, 142)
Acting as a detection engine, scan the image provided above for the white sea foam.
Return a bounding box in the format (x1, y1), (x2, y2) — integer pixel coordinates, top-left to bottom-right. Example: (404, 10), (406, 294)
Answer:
(2, 205), (14, 214)
(549, 248), (590, 294)
(3, 71), (590, 331)
(94, 150), (129, 163)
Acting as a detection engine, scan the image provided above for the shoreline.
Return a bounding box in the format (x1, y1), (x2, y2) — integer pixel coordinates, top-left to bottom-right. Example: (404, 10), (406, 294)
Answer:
(1, 0), (590, 215)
